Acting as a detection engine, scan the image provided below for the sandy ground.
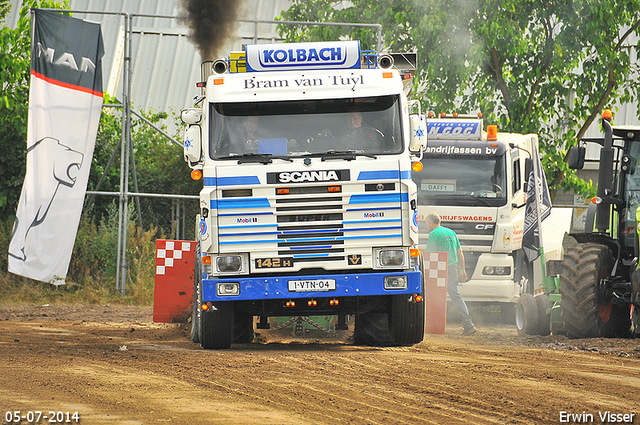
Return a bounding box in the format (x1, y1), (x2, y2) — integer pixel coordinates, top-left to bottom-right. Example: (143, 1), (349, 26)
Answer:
(0, 304), (639, 425)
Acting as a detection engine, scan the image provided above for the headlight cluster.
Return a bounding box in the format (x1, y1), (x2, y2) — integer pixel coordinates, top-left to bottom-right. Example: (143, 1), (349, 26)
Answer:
(217, 282), (240, 296)
(216, 255), (242, 272)
(379, 249), (405, 267)
(482, 266), (511, 276)
(384, 275), (408, 290)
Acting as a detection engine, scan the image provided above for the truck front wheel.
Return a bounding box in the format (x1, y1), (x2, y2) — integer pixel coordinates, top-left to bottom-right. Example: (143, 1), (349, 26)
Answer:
(190, 244), (202, 344)
(515, 293), (538, 335)
(200, 302), (234, 349)
(389, 293), (425, 345)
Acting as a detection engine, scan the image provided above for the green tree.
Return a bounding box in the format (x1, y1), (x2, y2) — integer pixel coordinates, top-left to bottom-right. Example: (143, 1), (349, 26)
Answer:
(0, 0), (68, 220)
(278, 0), (640, 197)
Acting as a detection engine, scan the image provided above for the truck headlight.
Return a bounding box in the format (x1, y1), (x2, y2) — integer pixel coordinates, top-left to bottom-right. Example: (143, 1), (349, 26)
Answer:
(217, 282), (240, 296)
(384, 275), (408, 290)
(379, 249), (405, 267)
(482, 266), (511, 276)
(216, 255), (242, 272)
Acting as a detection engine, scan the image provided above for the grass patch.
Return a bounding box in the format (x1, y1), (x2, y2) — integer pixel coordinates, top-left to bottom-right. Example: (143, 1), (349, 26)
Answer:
(0, 203), (165, 306)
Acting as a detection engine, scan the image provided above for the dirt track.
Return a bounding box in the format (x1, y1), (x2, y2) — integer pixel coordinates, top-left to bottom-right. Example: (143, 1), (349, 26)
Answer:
(0, 305), (639, 425)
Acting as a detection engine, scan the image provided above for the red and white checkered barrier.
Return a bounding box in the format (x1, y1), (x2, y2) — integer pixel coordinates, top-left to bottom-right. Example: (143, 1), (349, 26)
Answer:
(154, 240), (196, 323)
(423, 251), (448, 335)
(424, 251), (448, 287)
(156, 240), (195, 275)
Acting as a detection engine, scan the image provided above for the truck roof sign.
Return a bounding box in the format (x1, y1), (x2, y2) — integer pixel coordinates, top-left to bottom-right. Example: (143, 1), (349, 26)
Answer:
(245, 41), (361, 72)
(426, 119), (483, 140)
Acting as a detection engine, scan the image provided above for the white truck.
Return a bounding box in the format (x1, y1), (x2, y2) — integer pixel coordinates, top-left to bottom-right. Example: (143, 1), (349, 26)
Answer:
(412, 115), (568, 321)
(181, 41), (428, 349)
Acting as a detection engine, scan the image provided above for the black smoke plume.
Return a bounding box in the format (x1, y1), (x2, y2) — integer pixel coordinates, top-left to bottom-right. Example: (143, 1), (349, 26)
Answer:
(178, 0), (243, 61)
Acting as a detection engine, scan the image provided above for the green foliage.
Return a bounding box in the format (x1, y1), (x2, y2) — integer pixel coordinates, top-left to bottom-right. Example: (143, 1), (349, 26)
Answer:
(0, 0), (68, 219)
(0, 203), (160, 305)
(277, 0), (640, 198)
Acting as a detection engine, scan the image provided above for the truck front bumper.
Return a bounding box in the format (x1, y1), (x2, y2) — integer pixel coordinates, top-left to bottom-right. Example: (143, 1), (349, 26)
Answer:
(202, 270), (422, 302)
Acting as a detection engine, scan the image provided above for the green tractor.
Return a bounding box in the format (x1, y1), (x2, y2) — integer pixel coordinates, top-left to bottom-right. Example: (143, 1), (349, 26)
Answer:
(559, 110), (640, 338)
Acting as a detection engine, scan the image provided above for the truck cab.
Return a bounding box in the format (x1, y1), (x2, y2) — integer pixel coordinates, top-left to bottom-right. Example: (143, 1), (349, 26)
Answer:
(412, 116), (535, 313)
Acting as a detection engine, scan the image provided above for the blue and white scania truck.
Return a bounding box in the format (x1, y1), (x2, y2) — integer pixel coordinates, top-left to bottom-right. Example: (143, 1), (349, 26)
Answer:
(181, 41), (427, 349)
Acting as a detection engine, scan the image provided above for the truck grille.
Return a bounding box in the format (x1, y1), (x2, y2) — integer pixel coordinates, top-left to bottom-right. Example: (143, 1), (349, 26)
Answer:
(216, 180), (404, 269)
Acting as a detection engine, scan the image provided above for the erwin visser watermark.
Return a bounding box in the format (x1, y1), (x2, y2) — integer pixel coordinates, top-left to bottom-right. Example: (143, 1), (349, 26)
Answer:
(559, 411), (636, 423)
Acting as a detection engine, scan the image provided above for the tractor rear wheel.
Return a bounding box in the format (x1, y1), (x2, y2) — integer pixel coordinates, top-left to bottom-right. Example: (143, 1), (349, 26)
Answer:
(560, 243), (618, 338)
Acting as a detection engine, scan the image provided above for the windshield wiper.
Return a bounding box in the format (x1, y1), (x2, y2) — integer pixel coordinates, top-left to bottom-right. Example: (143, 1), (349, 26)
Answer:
(216, 153), (293, 164)
(320, 149), (377, 161)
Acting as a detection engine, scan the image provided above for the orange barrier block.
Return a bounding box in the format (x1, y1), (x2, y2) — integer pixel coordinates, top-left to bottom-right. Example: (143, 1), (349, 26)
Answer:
(423, 251), (448, 334)
(153, 240), (196, 323)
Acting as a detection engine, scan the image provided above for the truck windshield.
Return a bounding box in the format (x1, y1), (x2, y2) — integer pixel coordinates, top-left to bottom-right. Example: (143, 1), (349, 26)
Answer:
(209, 95), (403, 158)
(414, 155), (508, 207)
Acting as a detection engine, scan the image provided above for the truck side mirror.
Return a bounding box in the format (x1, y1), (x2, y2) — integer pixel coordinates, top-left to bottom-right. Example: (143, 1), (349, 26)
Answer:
(409, 114), (427, 152)
(184, 125), (202, 164)
(181, 108), (202, 125)
(568, 145), (585, 170)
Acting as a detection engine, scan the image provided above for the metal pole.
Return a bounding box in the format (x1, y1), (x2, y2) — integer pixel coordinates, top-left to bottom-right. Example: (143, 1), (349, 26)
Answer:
(121, 13), (135, 296)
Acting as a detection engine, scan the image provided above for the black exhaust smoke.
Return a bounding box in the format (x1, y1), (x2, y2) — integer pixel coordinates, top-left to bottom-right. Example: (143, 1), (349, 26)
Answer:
(178, 0), (243, 61)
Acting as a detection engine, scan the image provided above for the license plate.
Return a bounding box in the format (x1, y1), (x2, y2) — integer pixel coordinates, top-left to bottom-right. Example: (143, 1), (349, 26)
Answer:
(288, 279), (336, 292)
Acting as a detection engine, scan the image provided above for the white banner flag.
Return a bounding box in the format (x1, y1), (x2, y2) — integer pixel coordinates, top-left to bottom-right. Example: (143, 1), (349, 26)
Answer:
(8, 9), (104, 284)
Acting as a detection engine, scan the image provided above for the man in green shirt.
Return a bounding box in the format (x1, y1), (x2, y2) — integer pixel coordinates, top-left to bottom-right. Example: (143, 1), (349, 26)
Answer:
(425, 213), (476, 336)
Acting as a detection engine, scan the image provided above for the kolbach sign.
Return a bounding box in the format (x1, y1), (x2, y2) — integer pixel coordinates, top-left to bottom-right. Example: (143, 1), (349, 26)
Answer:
(8, 9), (104, 285)
(245, 41), (361, 72)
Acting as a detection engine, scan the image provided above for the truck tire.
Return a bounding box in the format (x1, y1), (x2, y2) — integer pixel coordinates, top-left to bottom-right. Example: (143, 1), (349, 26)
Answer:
(515, 293), (538, 335)
(388, 294), (425, 345)
(190, 244), (202, 344)
(560, 243), (618, 338)
(200, 302), (234, 349)
(534, 294), (551, 336)
(353, 312), (395, 346)
(233, 313), (255, 344)
(389, 256), (426, 345)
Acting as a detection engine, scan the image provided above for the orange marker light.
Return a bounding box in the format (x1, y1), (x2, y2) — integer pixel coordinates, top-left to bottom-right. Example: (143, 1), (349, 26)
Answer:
(412, 161), (423, 172)
(191, 169), (202, 181)
(201, 303), (209, 311)
(277, 188), (290, 195)
(328, 186), (341, 193)
(213, 78), (224, 85)
(428, 111), (435, 118)
(487, 125), (498, 141)
(415, 295), (423, 303)
(202, 256), (212, 265)
(410, 248), (420, 258)
(382, 72), (393, 78)
(602, 109), (613, 120)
